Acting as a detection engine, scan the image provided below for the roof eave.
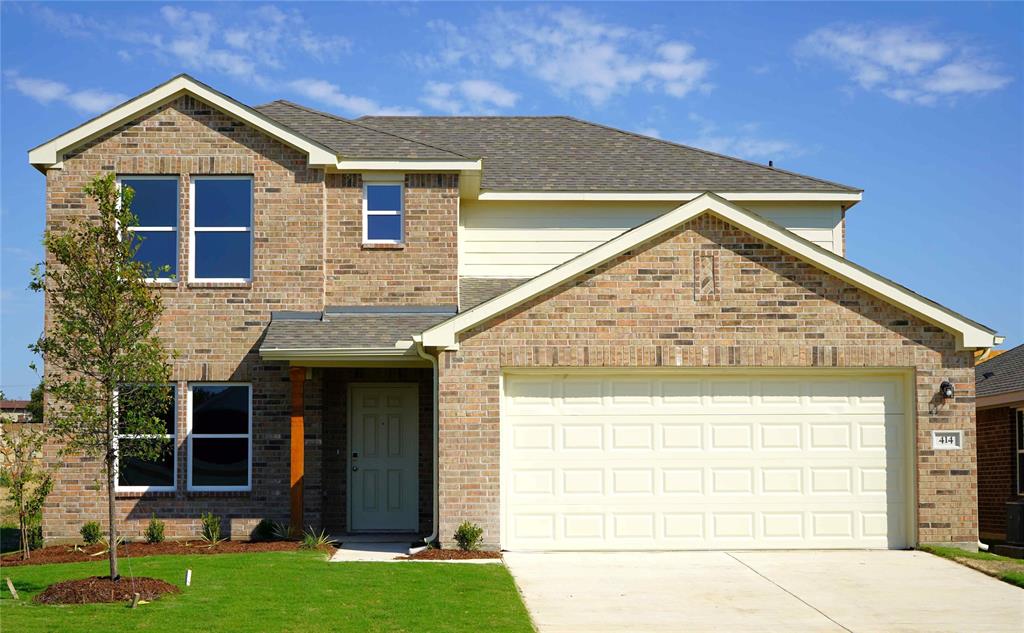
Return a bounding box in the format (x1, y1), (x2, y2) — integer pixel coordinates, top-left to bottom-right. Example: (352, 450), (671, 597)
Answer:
(475, 190), (862, 203)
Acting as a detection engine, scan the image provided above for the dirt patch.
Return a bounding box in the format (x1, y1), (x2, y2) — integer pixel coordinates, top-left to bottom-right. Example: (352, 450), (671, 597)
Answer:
(398, 548), (502, 560)
(2, 539), (328, 567)
(954, 557), (1023, 579)
(35, 576), (180, 605)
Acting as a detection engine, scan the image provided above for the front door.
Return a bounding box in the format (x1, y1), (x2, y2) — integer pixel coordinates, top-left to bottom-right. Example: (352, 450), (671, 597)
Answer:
(349, 384), (419, 532)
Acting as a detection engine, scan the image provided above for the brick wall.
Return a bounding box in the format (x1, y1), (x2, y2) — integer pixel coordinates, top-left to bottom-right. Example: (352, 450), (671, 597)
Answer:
(40, 96), (452, 541)
(324, 173), (458, 306)
(977, 406), (1019, 540)
(437, 213), (977, 549)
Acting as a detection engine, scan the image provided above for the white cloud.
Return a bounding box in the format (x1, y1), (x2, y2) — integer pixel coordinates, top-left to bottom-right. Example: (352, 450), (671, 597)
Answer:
(8, 74), (125, 114)
(684, 114), (805, 161)
(425, 7), (713, 106)
(421, 79), (519, 114)
(797, 24), (1012, 105)
(288, 78), (420, 116)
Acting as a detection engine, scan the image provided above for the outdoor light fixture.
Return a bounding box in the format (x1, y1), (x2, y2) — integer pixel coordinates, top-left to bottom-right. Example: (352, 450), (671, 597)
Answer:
(940, 380), (955, 399)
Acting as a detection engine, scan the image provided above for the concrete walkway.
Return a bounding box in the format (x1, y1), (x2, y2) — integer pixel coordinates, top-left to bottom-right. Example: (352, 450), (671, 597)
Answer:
(504, 550), (1024, 633)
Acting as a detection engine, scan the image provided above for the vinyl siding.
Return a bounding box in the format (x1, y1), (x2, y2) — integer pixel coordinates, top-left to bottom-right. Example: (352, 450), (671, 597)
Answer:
(460, 201), (845, 278)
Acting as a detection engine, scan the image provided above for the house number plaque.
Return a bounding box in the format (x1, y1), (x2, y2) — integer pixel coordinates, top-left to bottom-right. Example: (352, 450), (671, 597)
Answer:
(931, 430), (963, 450)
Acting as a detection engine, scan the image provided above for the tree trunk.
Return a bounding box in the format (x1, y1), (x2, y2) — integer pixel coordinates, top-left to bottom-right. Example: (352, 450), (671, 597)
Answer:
(107, 453), (119, 579)
(19, 511), (28, 561)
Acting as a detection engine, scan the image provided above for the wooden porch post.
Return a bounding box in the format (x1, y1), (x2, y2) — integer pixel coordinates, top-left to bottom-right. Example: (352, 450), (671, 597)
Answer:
(289, 366), (305, 536)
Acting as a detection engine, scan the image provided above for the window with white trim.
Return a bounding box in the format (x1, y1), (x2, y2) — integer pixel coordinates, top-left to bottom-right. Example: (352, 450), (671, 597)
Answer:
(188, 384), (252, 491)
(190, 176), (253, 281)
(115, 384), (176, 492)
(1017, 409), (1024, 495)
(119, 176), (178, 281)
(363, 183), (404, 243)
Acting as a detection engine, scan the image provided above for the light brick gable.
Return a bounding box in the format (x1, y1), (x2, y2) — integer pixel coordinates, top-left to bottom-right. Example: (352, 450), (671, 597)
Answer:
(437, 213), (977, 549)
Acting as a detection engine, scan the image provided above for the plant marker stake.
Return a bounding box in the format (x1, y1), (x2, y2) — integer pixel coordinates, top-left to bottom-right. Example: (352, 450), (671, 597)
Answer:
(130, 592), (141, 609)
(6, 577), (18, 600)
(186, 568), (192, 587)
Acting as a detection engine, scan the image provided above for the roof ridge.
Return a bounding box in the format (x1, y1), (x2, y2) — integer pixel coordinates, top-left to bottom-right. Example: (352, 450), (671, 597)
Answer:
(555, 115), (863, 194)
(269, 101), (474, 160)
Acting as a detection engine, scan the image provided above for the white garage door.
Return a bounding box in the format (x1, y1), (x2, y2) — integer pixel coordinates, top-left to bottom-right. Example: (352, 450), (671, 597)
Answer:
(501, 372), (909, 551)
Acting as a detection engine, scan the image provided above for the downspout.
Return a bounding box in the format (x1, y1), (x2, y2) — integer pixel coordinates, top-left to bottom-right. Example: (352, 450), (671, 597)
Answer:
(413, 336), (440, 546)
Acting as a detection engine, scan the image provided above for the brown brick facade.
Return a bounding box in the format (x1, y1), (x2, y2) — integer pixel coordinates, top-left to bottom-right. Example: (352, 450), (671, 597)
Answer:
(977, 406), (1020, 540)
(437, 214), (977, 549)
(41, 97), (451, 541)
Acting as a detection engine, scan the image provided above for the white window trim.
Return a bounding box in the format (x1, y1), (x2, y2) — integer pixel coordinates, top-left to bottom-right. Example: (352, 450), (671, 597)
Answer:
(1017, 409), (1024, 496)
(189, 176), (254, 283)
(362, 181), (404, 244)
(116, 175), (179, 284)
(187, 382), (253, 492)
(114, 384), (178, 493)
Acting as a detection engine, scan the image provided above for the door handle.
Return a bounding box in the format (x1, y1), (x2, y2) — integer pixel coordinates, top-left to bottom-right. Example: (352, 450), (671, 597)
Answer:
(352, 466), (359, 472)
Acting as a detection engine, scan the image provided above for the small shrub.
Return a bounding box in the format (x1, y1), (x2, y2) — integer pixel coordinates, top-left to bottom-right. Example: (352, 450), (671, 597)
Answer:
(199, 512), (223, 544)
(145, 514), (165, 544)
(270, 520), (292, 541)
(26, 524), (44, 551)
(80, 521), (102, 545)
(453, 521), (484, 551)
(300, 526), (337, 550)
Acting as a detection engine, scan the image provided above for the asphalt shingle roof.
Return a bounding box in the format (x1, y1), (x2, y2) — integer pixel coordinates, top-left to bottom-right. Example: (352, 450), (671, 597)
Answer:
(355, 116), (860, 193)
(255, 101), (471, 160)
(976, 343), (1024, 398)
(460, 277), (528, 310)
(260, 308), (455, 351)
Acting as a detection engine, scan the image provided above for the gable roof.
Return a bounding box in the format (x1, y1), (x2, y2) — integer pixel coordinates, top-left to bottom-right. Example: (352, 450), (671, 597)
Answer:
(357, 116), (860, 194)
(29, 74), (338, 171)
(976, 343), (1024, 399)
(255, 101), (472, 160)
(421, 193), (999, 350)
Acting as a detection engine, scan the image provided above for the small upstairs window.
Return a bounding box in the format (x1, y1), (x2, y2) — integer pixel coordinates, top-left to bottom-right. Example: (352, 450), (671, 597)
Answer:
(191, 176), (253, 282)
(119, 176), (178, 281)
(363, 183), (404, 244)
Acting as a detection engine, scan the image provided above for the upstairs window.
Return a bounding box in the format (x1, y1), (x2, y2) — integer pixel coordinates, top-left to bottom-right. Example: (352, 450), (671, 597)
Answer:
(115, 384), (177, 492)
(363, 183), (404, 244)
(191, 176), (253, 282)
(119, 176), (178, 281)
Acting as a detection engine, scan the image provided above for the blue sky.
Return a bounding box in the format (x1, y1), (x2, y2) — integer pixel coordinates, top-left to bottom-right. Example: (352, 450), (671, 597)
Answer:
(1, 2), (1022, 398)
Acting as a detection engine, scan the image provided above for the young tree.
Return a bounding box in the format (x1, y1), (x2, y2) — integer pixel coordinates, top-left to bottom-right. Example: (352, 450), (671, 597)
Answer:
(0, 417), (53, 560)
(27, 379), (44, 424)
(30, 173), (173, 580)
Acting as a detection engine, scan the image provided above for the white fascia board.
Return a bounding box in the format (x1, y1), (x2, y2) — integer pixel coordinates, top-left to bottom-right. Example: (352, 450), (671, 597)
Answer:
(422, 192), (996, 350)
(336, 159), (482, 172)
(476, 191), (862, 203)
(29, 75), (338, 169)
(260, 344), (418, 362)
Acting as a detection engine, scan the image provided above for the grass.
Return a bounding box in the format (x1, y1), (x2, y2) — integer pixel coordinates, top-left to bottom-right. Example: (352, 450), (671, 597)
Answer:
(0, 550), (535, 632)
(919, 544), (1024, 589)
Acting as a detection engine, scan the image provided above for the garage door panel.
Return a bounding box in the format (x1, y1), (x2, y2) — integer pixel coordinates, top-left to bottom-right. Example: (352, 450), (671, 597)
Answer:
(503, 372), (909, 551)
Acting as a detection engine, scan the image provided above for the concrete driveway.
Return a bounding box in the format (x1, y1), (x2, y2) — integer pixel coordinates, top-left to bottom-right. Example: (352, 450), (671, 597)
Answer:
(504, 550), (1023, 633)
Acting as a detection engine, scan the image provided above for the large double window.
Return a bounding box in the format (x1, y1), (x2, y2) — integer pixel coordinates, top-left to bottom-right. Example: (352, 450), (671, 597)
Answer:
(363, 182), (404, 244)
(190, 177), (253, 282)
(119, 177), (178, 281)
(188, 384), (252, 491)
(1017, 410), (1024, 495)
(115, 385), (177, 492)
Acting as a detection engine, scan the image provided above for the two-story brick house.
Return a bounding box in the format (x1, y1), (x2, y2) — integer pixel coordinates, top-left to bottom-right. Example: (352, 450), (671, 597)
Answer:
(30, 75), (1000, 550)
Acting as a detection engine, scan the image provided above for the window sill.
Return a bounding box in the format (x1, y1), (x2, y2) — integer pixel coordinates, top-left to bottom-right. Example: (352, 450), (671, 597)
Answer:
(115, 490), (176, 499)
(187, 281), (253, 289)
(185, 490), (252, 498)
(361, 242), (405, 250)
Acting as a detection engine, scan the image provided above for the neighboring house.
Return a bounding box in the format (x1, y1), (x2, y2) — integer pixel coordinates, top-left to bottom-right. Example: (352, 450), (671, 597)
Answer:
(0, 400), (32, 425)
(29, 74), (1001, 550)
(976, 344), (1024, 547)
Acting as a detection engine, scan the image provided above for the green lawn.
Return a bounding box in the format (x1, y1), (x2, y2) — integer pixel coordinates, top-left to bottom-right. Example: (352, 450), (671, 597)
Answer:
(0, 550), (535, 632)
(920, 545), (1024, 588)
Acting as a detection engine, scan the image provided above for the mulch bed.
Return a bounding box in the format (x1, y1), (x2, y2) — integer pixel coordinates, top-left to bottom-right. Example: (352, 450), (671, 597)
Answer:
(398, 548), (502, 560)
(34, 576), (180, 605)
(2, 540), (319, 567)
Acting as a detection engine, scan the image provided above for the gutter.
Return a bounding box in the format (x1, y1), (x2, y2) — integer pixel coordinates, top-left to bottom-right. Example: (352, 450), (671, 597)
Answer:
(412, 336), (441, 547)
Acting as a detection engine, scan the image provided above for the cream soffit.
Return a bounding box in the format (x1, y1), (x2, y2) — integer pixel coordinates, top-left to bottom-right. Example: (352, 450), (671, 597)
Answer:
(476, 190), (863, 204)
(421, 192), (998, 350)
(28, 74), (484, 174)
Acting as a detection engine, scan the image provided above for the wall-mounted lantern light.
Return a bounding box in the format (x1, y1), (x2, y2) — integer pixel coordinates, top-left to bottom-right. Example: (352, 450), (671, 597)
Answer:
(939, 380), (955, 399)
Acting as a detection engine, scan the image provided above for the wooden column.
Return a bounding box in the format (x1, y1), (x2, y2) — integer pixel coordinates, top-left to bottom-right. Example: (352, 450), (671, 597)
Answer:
(289, 366), (305, 536)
